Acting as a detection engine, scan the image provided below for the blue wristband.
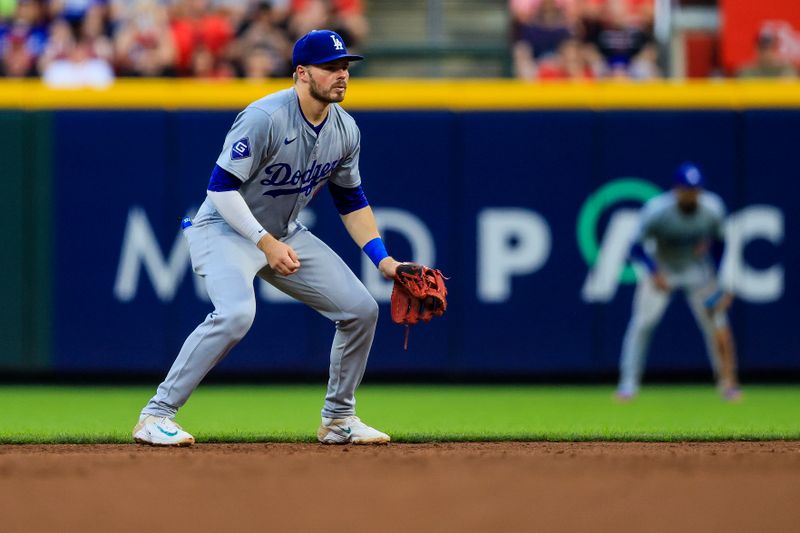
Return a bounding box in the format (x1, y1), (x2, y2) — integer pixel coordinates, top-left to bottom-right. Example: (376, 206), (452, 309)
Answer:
(362, 237), (389, 268)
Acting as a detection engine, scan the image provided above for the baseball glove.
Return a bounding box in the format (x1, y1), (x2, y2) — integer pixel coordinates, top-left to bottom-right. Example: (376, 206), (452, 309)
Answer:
(391, 263), (448, 349)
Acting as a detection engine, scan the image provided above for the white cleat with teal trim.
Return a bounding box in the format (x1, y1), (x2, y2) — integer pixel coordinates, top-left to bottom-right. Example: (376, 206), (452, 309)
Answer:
(133, 415), (195, 446)
(317, 415), (390, 444)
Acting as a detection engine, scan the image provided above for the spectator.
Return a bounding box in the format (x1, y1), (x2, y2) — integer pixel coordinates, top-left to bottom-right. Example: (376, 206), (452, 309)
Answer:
(2, 33), (38, 76)
(510, 0), (578, 26)
(512, 0), (573, 80)
(738, 29), (797, 79)
(1, 0), (49, 76)
(536, 38), (596, 79)
(289, 0), (367, 49)
(208, 0), (251, 30)
(189, 42), (234, 78)
(580, 39), (608, 77)
(42, 35), (114, 87)
(78, 3), (113, 62)
(170, 0), (233, 76)
(37, 17), (75, 73)
(580, 0), (653, 78)
(242, 42), (277, 79)
(227, 0), (291, 77)
(578, 0), (653, 33)
(50, 0), (107, 35)
(628, 41), (661, 80)
(113, 0), (176, 77)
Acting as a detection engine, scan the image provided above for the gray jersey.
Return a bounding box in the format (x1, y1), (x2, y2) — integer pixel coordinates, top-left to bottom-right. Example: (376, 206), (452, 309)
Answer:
(636, 190), (726, 273)
(194, 87), (361, 238)
(619, 190), (729, 396)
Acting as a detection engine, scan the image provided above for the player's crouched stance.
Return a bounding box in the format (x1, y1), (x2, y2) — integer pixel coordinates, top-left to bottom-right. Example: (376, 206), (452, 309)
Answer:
(133, 30), (395, 446)
(616, 163), (741, 403)
(132, 415), (389, 447)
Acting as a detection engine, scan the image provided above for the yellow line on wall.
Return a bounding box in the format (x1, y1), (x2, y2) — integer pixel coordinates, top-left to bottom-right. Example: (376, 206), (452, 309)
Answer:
(0, 79), (798, 110)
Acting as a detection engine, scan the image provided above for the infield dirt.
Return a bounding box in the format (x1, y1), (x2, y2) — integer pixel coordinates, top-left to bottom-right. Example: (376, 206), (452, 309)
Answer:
(1, 442), (798, 532)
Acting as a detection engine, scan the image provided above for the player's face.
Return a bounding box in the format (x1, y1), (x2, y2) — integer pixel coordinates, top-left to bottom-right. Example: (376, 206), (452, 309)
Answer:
(306, 60), (350, 103)
(675, 186), (700, 214)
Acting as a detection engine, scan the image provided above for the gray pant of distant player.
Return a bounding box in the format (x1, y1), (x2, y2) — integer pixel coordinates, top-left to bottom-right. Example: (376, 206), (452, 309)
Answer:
(141, 221), (378, 419)
(618, 270), (727, 395)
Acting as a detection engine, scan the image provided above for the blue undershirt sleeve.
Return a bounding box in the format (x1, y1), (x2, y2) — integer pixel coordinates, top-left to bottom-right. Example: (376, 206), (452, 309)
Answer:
(328, 182), (369, 215)
(710, 239), (725, 270)
(630, 242), (657, 273)
(208, 164), (244, 192)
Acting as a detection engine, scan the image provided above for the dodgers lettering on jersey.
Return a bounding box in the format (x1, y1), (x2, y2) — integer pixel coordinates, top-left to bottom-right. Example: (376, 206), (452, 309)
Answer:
(260, 159), (340, 198)
(193, 88), (361, 238)
(634, 190), (726, 273)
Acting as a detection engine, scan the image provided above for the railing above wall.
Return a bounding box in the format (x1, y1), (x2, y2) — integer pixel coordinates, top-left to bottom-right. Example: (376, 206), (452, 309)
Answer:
(1, 79), (799, 110)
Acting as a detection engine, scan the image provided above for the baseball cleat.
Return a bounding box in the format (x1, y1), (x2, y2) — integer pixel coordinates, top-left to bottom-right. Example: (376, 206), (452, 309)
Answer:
(721, 387), (743, 402)
(133, 415), (195, 446)
(317, 416), (390, 444)
(614, 389), (637, 402)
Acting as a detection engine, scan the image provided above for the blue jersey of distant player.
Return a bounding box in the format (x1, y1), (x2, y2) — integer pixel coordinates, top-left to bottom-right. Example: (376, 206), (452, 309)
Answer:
(634, 190), (726, 274)
(193, 88), (362, 238)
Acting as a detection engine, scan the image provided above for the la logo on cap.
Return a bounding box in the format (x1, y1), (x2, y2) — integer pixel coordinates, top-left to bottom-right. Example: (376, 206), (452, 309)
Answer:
(291, 29), (364, 67)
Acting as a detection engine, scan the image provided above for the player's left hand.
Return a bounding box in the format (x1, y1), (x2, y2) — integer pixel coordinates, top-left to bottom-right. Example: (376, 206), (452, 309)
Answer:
(390, 262), (448, 325)
(378, 257), (401, 280)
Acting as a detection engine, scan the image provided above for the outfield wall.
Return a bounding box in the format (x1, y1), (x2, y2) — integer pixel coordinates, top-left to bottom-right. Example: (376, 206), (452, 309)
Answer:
(2, 80), (798, 378)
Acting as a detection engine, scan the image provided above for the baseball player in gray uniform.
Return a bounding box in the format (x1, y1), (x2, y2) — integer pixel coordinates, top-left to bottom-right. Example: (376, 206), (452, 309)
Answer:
(133, 30), (400, 446)
(616, 163), (741, 401)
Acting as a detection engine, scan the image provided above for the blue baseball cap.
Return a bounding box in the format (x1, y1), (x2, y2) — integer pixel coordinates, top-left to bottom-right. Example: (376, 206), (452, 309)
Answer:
(673, 162), (705, 188)
(292, 30), (364, 68)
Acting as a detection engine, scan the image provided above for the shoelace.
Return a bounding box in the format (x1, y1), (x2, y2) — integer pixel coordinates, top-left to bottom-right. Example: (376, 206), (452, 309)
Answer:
(157, 417), (180, 431)
(342, 416), (368, 429)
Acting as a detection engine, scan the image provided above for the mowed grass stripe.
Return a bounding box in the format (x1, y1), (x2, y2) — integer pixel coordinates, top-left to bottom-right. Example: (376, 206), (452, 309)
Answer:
(0, 385), (798, 443)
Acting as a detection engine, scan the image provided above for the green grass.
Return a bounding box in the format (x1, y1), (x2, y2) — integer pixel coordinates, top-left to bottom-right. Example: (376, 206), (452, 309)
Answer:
(0, 384), (798, 443)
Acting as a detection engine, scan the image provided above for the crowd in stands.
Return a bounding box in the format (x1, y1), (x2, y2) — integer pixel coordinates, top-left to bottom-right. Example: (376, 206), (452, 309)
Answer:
(1, 0), (796, 84)
(737, 25), (798, 79)
(511, 0), (798, 80)
(511, 0), (661, 80)
(0, 0), (368, 85)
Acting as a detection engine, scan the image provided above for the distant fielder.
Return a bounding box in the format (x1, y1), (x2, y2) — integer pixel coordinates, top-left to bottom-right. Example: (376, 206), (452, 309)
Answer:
(617, 162), (741, 401)
(133, 30), (446, 446)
